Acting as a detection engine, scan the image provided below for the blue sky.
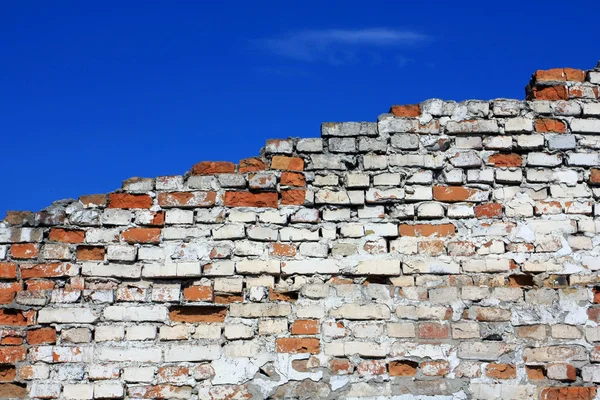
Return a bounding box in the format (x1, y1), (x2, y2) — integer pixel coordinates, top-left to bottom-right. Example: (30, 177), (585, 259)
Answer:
(1, 1), (599, 217)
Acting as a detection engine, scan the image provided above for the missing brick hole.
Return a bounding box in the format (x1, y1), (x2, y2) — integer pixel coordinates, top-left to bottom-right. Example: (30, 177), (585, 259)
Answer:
(508, 274), (534, 287)
(169, 306), (227, 323)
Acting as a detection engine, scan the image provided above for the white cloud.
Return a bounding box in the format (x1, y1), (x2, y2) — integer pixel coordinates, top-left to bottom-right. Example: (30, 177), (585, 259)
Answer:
(256, 28), (429, 64)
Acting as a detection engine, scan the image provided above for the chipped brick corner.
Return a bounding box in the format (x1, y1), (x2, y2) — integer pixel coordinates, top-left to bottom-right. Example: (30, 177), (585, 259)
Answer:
(1, 61), (600, 399)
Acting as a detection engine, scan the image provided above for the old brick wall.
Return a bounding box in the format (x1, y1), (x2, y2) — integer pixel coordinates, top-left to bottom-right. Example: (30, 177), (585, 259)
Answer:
(1, 63), (600, 399)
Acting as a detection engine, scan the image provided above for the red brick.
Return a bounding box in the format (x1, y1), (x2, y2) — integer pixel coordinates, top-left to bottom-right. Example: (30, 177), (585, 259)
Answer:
(281, 190), (306, 205)
(79, 194), (107, 207)
(107, 193), (152, 209)
(10, 244), (38, 259)
(486, 363), (516, 379)
(169, 306), (226, 323)
(276, 338), (320, 354)
(389, 104), (421, 117)
(0, 347), (26, 363)
(540, 387), (596, 400)
(330, 358), (353, 375)
(183, 286), (213, 302)
(418, 322), (449, 339)
(432, 186), (487, 202)
(0, 263), (17, 280)
(357, 360), (387, 375)
(191, 161), (235, 175)
(269, 243), (297, 257)
(474, 203), (503, 218)
(239, 157), (266, 173)
(270, 156), (304, 171)
(0, 383), (26, 398)
(121, 228), (161, 244)
(48, 228), (85, 243)
(530, 85), (569, 101)
(224, 192), (278, 208)
(535, 118), (567, 133)
(291, 320), (319, 335)
(76, 246), (105, 261)
(157, 192), (217, 208)
(26, 327), (56, 345)
(389, 360), (418, 376)
(20, 263), (76, 279)
(488, 153), (522, 167)
(535, 68), (586, 83)
(399, 223), (455, 237)
(280, 172), (306, 187)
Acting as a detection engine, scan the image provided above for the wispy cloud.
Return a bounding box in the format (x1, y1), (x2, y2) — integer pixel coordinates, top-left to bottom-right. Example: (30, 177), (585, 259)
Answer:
(255, 28), (429, 65)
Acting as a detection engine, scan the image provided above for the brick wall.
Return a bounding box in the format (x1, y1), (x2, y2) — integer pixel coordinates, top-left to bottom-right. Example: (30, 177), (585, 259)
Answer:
(1, 63), (600, 399)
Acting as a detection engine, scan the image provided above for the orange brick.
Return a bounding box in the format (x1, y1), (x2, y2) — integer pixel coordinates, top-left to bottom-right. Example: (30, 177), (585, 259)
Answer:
(280, 172), (306, 187)
(11, 244), (38, 259)
(0, 347), (26, 363)
(183, 286), (213, 302)
(25, 279), (55, 291)
(157, 192), (217, 208)
(535, 118), (567, 133)
(389, 360), (418, 376)
(276, 338), (320, 354)
(399, 223), (455, 237)
(474, 203), (503, 219)
(432, 186), (487, 202)
(530, 85), (569, 101)
(291, 320), (319, 335)
(76, 246), (105, 261)
(238, 157), (265, 173)
(0, 282), (21, 304)
(0, 263), (17, 280)
(330, 358), (353, 375)
(26, 328), (56, 345)
(0, 366), (16, 382)
(270, 156), (304, 171)
(79, 194), (107, 207)
(590, 169), (600, 185)
(540, 387), (596, 400)
(48, 228), (85, 243)
(535, 68), (586, 83)
(486, 363), (516, 379)
(269, 243), (297, 257)
(389, 104), (421, 117)
(488, 153), (522, 167)
(169, 306), (226, 323)
(121, 228), (161, 244)
(281, 189), (305, 205)
(20, 263), (76, 279)
(191, 161), (235, 175)
(107, 193), (152, 209)
(224, 192), (278, 208)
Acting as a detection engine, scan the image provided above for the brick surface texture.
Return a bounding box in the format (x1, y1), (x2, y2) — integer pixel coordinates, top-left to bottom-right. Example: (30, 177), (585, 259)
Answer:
(2, 63), (600, 399)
